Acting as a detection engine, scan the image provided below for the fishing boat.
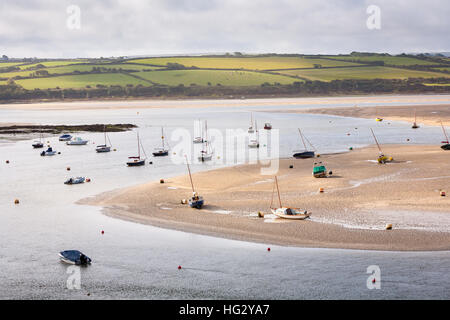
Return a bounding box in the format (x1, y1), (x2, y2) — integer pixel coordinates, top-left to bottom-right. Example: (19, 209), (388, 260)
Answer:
(185, 156), (204, 209)
(66, 137), (88, 145)
(59, 250), (91, 265)
(270, 176), (310, 220)
(412, 109), (420, 129)
(293, 129), (315, 159)
(313, 161), (327, 178)
(370, 128), (393, 163)
(40, 147), (57, 156)
(127, 132), (146, 166)
(248, 120), (260, 148)
(64, 177), (85, 185)
(264, 123), (272, 130)
(59, 134), (72, 141)
(96, 125), (112, 153)
(32, 126), (44, 148)
(198, 120), (213, 162)
(440, 121), (450, 150)
(152, 127), (169, 157)
(248, 113), (255, 134)
(193, 119), (205, 144)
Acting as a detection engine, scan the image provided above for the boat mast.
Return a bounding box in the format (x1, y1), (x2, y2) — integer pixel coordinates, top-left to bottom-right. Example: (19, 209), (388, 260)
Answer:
(298, 128), (307, 150)
(137, 132), (141, 159)
(442, 121), (449, 142)
(185, 155), (195, 193)
(161, 127), (165, 148)
(370, 128), (382, 153)
(274, 176), (282, 208)
(104, 125), (107, 145)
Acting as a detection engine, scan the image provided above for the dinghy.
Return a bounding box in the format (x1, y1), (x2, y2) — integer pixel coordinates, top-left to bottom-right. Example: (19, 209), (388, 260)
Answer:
(40, 147), (57, 156)
(370, 128), (393, 163)
(59, 134), (72, 141)
(293, 128), (315, 159)
(64, 177), (85, 185)
(270, 176), (310, 220)
(67, 137), (88, 145)
(313, 162), (327, 178)
(59, 250), (91, 265)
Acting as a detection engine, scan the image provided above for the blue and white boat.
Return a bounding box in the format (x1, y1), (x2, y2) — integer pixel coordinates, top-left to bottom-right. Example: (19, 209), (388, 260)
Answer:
(59, 250), (91, 265)
(293, 128), (315, 159)
(96, 125), (112, 153)
(67, 137), (88, 145)
(59, 134), (72, 141)
(64, 177), (85, 185)
(40, 147), (57, 156)
(185, 156), (204, 209)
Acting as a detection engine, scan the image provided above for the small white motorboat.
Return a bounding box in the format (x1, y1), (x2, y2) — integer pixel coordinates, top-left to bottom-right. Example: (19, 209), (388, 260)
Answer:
(59, 134), (72, 141)
(271, 207), (311, 220)
(67, 137), (88, 145)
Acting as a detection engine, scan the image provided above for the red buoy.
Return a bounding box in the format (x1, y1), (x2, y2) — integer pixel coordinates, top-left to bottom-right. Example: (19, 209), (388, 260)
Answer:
(178, 265), (182, 270)
(267, 248), (271, 252)
(372, 278), (376, 283)
(101, 230), (104, 234)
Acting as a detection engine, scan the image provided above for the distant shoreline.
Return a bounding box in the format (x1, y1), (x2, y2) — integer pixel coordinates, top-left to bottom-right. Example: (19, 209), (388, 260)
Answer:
(80, 145), (450, 251)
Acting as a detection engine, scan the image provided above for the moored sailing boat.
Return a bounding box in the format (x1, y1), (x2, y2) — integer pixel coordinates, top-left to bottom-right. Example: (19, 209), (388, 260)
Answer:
(32, 126), (44, 148)
(370, 128), (393, 163)
(152, 127), (169, 157)
(270, 176), (310, 220)
(412, 109), (420, 129)
(193, 119), (204, 144)
(198, 120), (213, 162)
(248, 120), (260, 148)
(127, 132), (147, 166)
(96, 125), (112, 153)
(248, 113), (255, 134)
(293, 129), (315, 159)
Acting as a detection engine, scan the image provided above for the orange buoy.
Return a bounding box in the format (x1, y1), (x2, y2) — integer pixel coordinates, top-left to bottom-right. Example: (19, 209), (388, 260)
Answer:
(160, 179), (164, 184)
(386, 224), (393, 230)
(319, 188), (324, 193)
(441, 191), (446, 197)
(86, 178), (91, 182)
(14, 199), (20, 204)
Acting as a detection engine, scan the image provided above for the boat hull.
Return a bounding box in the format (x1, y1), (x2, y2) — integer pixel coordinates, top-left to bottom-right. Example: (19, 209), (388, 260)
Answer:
(32, 143), (44, 149)
(441, 144), (450, 150)
(293, 151), (315, 159)
(127, 159), (146, 166)
(153, 151), (169, 157)
(198, 154), (212, 162)
(271, 209), (310, 220)
(96, 145), (111, 153)
(189, 199), (204, 209)
(59, 250), (91, 265)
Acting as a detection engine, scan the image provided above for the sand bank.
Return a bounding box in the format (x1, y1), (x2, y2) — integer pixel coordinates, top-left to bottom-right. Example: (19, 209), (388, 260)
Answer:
(285, 104), (450, 126)
(2, 94), (450, 111)
(81, 145), (450, 251)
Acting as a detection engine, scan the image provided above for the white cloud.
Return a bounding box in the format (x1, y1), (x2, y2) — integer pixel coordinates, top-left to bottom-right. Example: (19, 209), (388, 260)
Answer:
(0, 0), (448, 58)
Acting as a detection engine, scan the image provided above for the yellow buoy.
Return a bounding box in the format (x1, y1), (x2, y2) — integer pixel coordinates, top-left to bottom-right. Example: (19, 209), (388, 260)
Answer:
(385, 224), (393, 230)
(258, 211), (264, 218)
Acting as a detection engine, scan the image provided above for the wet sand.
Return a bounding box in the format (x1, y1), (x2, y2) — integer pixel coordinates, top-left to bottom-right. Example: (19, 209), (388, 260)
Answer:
(286, 104), (450, 126)
(81, 145), (450, 251)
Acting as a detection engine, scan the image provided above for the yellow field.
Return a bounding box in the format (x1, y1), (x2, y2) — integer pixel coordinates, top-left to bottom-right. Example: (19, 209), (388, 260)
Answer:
(127, 56), (362, 70)
(324, 55), (439, 66)
(280, 66), (450, 81)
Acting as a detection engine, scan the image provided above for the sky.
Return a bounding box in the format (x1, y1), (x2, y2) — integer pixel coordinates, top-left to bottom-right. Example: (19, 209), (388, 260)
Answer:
(0, 0), (449, 58)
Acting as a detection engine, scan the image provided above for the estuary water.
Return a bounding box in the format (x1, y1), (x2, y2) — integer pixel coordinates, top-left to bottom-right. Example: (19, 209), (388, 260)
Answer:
(0, 95), (449, 299)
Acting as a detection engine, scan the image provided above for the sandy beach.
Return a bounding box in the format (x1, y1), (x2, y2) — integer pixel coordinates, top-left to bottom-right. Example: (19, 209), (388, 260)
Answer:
(285, 104), (450, 127)
(81, 144), (450, 251)
(2, 94), (450, 111)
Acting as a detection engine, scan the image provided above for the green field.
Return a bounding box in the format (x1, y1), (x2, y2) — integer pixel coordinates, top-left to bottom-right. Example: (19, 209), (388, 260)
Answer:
(423, 83), (450, 86)
(432, 67), (450, 72)
(134, 69), (297, 86)
(15, 73), (148, 90)
(280, 66), (450, 81)
(0, 62), (26, 69)
(127, 56), (362, 70)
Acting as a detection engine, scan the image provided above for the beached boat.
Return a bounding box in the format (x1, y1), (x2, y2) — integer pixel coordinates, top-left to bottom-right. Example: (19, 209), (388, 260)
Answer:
(270, 176), (310, 220)
(248, 113), (255, 134)
(185, 156), (204, 209)
(293, 128), (315, 159)
(59, 250), (91, 265)
(127, 132), (146, 166)
(198, 120), (213, 162)
(264, 123), (272, 130)
(193, 119), (205, 144)
(440, 121), (450, 150)
(412, 109), (420, 129)
(66, 137), (88, 145)
(370, 128), (393, 163)
(375, 117), (383, 122)
(152, 127), (169, 157)
(313, 162), (327, 178)
(96, 125), (112, 153)
(64, 177), (85, 185)
(40, 147), (57, 156)
(59, 134), (72, 141)
(248, 120), (260, 148)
